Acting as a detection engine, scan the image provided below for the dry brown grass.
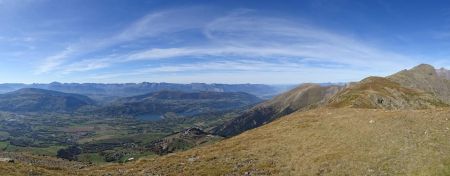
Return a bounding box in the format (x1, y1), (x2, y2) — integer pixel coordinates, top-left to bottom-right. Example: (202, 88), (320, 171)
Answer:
(4, 107), (450, 175)
(0, 162), (71, 176)
(82, 108), (450, 175)
(327, 77), (447, 109)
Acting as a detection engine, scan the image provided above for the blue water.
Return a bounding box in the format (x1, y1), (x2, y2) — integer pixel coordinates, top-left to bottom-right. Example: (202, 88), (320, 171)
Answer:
(136, 114), (164, 121)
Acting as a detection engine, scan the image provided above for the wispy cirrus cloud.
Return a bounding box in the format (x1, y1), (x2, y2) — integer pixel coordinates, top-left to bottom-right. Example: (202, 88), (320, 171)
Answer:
(37, 7), (419, 83)
(86, 59), (370, 84)
(36, 6), (212, 74)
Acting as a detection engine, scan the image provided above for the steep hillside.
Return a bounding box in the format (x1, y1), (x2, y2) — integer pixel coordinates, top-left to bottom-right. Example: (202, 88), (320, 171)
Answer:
(86, 108), (450, 175)
(388, 64), (450, 104)
(212, 84), (343, 137)
(0, 88), (95, 112)
(436, 67), (450, 80)
(213, 64), (450, 138)
(99, 91), (261, 119)
(327, 76), (447, 109)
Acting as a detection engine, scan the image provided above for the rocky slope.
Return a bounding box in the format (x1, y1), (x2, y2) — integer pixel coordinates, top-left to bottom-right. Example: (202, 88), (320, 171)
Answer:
(327, 76), (447, 109)
(436, 67), (450, 80)
(147, 128), (222, 155)
(388, 64), (450, 104)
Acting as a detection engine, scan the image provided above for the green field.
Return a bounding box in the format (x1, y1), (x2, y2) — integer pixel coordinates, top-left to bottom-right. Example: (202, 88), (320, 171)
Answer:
(0, 110), (230, 163)
(0, 141), (9, 150)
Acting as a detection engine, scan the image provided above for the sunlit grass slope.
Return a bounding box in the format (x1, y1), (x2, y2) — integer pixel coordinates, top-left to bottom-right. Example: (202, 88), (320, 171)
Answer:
(88, 108), (450, 175)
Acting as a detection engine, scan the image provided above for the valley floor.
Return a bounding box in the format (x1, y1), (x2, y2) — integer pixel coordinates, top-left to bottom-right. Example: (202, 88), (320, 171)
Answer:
(3, 108), (450, 175)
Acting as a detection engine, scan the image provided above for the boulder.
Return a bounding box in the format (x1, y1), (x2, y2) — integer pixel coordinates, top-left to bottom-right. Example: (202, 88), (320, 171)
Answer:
(0, 157), (14, 163)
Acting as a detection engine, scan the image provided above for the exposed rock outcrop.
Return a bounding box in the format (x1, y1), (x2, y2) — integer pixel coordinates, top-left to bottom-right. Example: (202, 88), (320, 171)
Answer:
(388, 64), (450, 104)
(147, 128), (222, 155)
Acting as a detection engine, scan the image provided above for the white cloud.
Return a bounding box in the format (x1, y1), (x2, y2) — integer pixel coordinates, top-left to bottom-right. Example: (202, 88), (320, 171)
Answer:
(36, 6), (211, 74)
(61, 57), (113, 73)
(115, 7), (209, 41)
(86, 60), (378, 84)
(37, 8), (419, 83)
(36, 47), (74, 74)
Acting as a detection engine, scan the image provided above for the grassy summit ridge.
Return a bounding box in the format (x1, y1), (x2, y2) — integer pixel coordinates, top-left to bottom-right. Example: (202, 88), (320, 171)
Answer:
(327, 76), (448, 109)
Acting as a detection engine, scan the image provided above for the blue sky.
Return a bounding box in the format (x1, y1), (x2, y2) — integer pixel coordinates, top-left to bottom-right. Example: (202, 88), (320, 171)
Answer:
(2, 0), (450, 84)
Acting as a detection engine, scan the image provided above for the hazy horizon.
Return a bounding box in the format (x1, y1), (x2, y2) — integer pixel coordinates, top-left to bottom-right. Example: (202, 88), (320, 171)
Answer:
(0, 81), (303, 85)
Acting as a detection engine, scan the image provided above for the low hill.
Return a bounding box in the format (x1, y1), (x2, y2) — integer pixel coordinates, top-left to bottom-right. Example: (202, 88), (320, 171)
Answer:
(0, 88), (95, 112)
(99, 91), (262, 119)
(212, 84), (343, 137)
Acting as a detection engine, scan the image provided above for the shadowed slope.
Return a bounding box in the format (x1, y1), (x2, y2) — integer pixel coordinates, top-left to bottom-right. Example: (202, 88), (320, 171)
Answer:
(212, 84), (343, 137)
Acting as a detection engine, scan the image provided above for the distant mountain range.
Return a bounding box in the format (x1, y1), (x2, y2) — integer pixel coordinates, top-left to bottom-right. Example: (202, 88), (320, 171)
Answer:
(0, 82), (294, 102)
(0, 87), (262, 119)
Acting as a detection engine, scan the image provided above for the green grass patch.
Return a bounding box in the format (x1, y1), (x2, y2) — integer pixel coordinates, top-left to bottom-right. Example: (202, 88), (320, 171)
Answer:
(0, 141), (9, 150)
(78, 153), (106, 164)
(5, 145), (66, 157)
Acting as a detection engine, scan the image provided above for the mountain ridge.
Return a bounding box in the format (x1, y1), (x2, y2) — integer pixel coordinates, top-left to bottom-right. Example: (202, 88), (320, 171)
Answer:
(387, 64), (450, 104)
(0, 88), (96, 113)
(327, 76), (448, 109)
(212, 83), (343, 137)
(213, 64), (450, 137)
(0, 82), (292, 101)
